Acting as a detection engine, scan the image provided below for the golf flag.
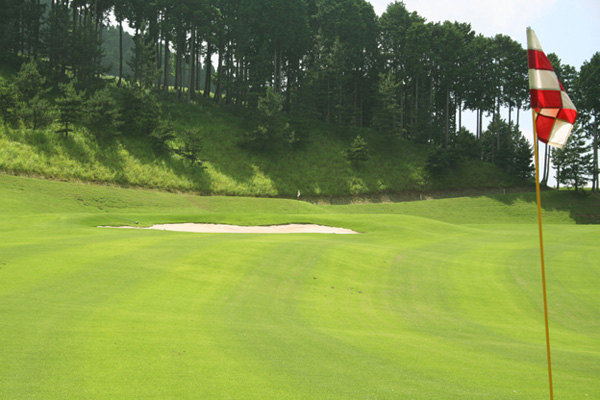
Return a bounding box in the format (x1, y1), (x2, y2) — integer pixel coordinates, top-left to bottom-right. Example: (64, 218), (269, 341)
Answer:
(527, 28), (577, 148)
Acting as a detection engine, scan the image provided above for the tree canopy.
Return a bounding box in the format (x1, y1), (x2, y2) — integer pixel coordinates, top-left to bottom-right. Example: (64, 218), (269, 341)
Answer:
(0, 0), (597, 189)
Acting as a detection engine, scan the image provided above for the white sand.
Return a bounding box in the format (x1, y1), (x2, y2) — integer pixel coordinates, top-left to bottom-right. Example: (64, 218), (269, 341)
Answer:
(100, 223), (359, 234)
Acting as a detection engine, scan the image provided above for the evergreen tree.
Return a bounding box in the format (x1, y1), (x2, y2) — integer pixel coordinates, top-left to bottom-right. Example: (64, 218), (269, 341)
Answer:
(42, 1), (70, 84)
(243, 87), (293, 150)
(128, 28), (158, 88)
(512, 134), (534, 180)
(71, 17), (106, 91)
(55, 81), (84, 139)
(551, 146), (568, 190)
(175, 128), (203, 166)
(149, 119), (176, 154)
(553, 125), (592, 191)
(117, 84), (161, 137)
(347, 134), (368, 168)
(13, 58), (47, 104)
(13, 59), (53, 129)
(372, 70), (403, 139)
(24, 94), (54, 130)
(83, 87), (120, 140)
(577, 52), (600, 191)
(0, 82), (19, 128)
(482, 117), (533, 179)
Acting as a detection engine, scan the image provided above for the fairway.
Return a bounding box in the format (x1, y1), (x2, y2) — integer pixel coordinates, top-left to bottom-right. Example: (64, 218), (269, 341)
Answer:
(0, 175), (598, 399)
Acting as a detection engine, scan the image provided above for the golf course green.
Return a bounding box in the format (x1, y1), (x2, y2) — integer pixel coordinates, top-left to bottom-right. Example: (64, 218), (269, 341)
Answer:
(0, 174), (598, 399)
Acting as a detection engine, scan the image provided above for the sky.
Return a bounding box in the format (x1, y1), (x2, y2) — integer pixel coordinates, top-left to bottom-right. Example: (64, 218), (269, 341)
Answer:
(368, 0), (599, 186)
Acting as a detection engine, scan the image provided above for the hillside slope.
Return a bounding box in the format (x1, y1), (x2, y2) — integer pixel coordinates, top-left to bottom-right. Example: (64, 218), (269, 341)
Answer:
(0, 93), (524, 197)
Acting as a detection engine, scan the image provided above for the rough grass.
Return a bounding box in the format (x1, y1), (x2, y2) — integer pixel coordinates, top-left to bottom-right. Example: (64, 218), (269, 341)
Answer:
(0, 175), (598, 399)
(0, 91), (522, 197)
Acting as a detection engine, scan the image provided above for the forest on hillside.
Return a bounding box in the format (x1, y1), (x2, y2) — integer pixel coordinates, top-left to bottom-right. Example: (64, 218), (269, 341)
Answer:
(0, 0), (598, 190)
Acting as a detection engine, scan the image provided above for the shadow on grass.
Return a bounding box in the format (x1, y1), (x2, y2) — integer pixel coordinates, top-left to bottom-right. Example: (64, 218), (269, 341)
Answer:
(307, 187), (600, 225)
(118, 136), (211, 193)
(305, 186), (525, 205)
(490, 189), (600, 224)
(4, 127), (97, 167)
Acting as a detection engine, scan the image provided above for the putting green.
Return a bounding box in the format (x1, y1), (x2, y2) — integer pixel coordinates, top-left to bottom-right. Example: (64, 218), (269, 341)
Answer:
(0, 175), (598, 399)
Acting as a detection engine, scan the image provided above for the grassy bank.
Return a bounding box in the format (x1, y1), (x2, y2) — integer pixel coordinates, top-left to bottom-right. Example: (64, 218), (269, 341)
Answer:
(0, 94), (522, 197)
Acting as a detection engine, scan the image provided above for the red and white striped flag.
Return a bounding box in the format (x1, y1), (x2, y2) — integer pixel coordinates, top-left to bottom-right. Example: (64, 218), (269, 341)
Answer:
(527, 28), (577, 148)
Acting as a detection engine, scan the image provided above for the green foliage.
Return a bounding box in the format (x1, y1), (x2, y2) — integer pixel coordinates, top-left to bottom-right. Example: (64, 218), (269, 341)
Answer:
(149, 120), (176, 154)
(55, 81), (84, 139)
(83, 88), (121, 140)
(174, 129), (203, 166)
(552, 125), (593, 191)
(42, 2), (71, 84)
(452, 127), (481, 160)
(101, 25), (135, 79)
(242, 87), (294, 151)
(0, 82), (19, 127)
(481, 117), (533, 180)
(71, 20), (107, 91)
(10, 59), (54, 130)
(511, 134), (534, 180)
(372, 70), (403, 139)
(13, 59), (47, 103)
(426, 146), (461, 176)
(117, 84), (161, 137)
(129, 30), (158, 88)
(426, 128), (481, 177)
(346, 135), (369, 168)
(577, 53), (600, 113)
(0, 86), (519, 197)
(22, 94), (54, 130)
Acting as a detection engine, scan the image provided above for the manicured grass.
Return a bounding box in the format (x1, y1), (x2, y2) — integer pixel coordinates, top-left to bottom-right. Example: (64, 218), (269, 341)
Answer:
(0, 175), (598, 399)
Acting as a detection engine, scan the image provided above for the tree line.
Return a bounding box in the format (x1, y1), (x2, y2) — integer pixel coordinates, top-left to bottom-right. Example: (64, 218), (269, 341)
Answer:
(0, 0), (598, 189)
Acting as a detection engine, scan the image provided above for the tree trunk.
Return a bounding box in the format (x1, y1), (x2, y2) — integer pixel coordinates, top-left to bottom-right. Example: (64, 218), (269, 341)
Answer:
(118, 20), (123, 86)
(326, 76), (331, 123)
(477, 109), (482, 140)
(196, 44), (202, 92)
(594, 114), (599, 191)
(457, 98), (462, 131)
(541, 143), (550, 186)
(71, 6), (78, 79)
(163, 34), (170, 95)
(213, 46), (223, 104)
(133, 28), (140, 84)
(225, 50), (233, 104)
(414, 76), (419, 128)
(400, 86), (405, 135)
(445, 87), (450, 146)
(274, 42), (282, 93)
(545, 146), (551, 186)
(175, 34), (182, 97)
(188, 27), (196, 101)
(355, 72), (361, 127)
(204, 42), (212, 98)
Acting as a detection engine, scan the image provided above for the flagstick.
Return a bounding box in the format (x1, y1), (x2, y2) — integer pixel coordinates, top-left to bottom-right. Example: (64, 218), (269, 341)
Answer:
(532, 109), (554, 400)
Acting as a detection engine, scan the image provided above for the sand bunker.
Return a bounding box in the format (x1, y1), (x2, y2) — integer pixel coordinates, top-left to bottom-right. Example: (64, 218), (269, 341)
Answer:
(101, 223), (359, 234)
